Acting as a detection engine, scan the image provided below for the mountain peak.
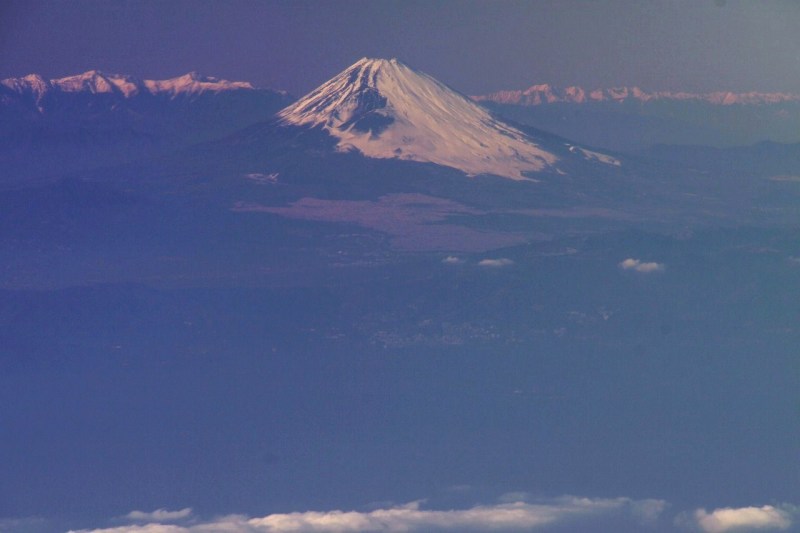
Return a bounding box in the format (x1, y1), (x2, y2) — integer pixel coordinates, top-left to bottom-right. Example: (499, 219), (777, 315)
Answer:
(278, 58), (562, 180)
(53, 70), (143, 96)
(143, 72), (254, 96)
(180, 71), (203, 81)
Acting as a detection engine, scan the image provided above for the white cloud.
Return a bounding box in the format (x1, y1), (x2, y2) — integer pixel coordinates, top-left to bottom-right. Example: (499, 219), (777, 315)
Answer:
(692, 505), (793, 532)
(442, 256), (462, 264)
(248, 499), (560, 531)
(619, 258), (665, 273)
(126, 509), (193, 523)
(70, 496), (667, 533)
(478, 258), (514, 268)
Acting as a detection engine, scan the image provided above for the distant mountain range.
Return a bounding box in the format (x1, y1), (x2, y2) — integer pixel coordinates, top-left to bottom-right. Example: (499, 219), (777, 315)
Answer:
(473, 85), (800, 151)
(1, 70), (261, 104)
(6, 70), (796, 110)
(0, 71), (293, 181)
(473, 84), (800, 106)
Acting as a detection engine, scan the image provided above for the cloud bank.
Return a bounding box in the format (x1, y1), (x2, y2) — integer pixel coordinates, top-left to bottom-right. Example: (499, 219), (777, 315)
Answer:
(692, 505), (794, 532)
(619, 258), (665, 273)
(70, 496), (666, 533)
(71, 498), (800, 533)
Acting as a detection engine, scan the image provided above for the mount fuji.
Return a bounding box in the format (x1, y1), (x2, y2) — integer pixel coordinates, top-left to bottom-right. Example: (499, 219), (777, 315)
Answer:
(275, 58), (620, 180)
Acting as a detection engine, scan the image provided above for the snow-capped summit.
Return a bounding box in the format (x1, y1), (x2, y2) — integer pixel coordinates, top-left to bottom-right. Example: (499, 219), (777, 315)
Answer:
(278, 58), (564, 180)
(54, 70), (143, 97)
(142, 72), (255, 97)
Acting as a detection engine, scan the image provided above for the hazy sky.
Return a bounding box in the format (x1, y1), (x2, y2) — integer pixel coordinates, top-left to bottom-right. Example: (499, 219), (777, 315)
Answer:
(2, 0), (800, 96)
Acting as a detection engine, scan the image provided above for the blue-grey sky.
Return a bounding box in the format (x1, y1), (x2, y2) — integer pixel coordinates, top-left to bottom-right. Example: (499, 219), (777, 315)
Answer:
(2, 0), (800, 95)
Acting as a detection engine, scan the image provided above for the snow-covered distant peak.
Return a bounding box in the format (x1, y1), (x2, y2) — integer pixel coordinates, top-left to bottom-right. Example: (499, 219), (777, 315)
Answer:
(474, 84), (800, 106)
(54, 71), (143, 97)
(1, 74), (50, 96)
(1, 71), (257, 101)
(278, 57), (560, 180)
(143, 72), (254, 97)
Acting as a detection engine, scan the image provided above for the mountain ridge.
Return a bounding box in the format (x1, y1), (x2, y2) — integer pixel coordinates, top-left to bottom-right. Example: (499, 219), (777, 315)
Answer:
(0, 70), (272, 105)
(5, 69), (798, 108)
(473, 84), (800, 106)
(0, 71), (294, 183)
